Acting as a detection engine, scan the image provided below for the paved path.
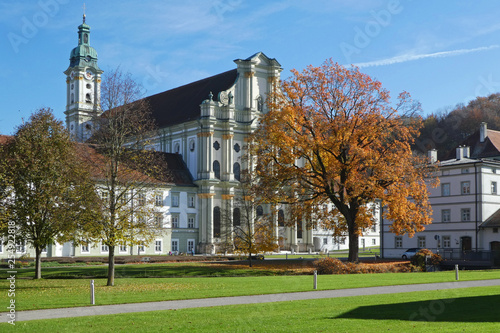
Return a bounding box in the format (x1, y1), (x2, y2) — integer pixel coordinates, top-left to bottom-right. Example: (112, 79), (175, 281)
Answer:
(4, 279), (500, 322)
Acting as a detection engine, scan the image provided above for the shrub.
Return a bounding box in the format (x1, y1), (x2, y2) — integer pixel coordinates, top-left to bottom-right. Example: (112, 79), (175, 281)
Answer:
(410, 249), (442, 271)
(313, 257), (347, 274)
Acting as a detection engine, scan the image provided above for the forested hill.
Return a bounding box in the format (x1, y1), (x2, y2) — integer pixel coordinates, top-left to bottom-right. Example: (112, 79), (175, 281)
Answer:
(413, 93), (500, 160)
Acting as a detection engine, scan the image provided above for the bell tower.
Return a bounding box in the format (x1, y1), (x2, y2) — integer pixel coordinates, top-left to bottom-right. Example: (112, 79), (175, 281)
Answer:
(64, 13), (103, 142)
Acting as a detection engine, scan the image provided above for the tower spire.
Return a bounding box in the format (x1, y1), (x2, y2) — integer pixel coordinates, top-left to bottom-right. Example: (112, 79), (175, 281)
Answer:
(64, 14), (103, 142)
(83, 3), (86, 23)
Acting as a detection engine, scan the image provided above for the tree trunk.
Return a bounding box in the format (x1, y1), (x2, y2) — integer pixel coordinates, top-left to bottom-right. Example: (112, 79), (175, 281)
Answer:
(348, 232), (359, 262)
(34, 247), (42, 279)
(107, 246), (115, 286)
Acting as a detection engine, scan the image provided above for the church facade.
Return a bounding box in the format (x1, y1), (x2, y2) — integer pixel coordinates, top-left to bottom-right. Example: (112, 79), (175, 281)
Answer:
(63, 18), (380, 255)
(0, 18), (380, 259)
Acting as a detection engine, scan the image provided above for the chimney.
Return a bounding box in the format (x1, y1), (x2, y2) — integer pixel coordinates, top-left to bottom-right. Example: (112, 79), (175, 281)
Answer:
(428, 149), (437, 163)
(480, 122), (488, 143)
(456, 146), (470, 160)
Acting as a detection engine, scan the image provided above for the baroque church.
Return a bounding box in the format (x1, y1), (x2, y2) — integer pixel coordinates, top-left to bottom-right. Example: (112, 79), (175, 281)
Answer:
(63, 17), (380, 256)
(0, 17), (379, 259)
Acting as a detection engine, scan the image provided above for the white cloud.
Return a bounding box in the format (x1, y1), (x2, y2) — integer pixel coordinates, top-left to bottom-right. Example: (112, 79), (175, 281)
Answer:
(352, 45), (500, 68)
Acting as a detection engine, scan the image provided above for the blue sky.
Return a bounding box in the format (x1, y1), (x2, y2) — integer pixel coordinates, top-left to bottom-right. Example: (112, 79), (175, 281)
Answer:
(2, 0), (500, 135)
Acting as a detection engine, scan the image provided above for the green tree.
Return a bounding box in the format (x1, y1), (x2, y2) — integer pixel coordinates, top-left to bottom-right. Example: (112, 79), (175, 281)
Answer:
(0, 109), (98, 279)
(85, 68), (167, 286)
(250, 59), (438, 262)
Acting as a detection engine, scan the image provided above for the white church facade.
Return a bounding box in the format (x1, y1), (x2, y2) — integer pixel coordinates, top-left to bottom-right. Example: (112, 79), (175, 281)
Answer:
(0, 18), (380, 259)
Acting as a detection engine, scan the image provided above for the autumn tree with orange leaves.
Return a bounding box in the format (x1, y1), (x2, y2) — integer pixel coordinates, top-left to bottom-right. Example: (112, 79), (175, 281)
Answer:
(250, 59), (438, 262)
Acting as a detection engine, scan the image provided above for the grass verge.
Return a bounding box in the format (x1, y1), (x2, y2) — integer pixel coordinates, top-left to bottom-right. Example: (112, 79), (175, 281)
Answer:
(1, 268), (499, 311)
(4, 286), (500, 332)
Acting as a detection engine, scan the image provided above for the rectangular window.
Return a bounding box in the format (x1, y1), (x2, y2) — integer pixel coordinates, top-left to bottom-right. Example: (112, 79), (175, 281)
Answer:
(155, 193), (163, 206)
(493, 227), (498, 233)
(138, 243), (145, 253)
(171, 215), (179, 228)
(101, 244), (109, 253)
(155, 213), (164, 228)
(0, 241), (3, 253)
(172, 193), (179, 207)
(187, 239), (195, 253)
(372, 238), (376, 245)
(441, 183), (450, 196)
(442, 209), (451, 222)
(461, 181), (470, 195)
(492, 182), (497, 195)
(339, 238), (346, 245)
(461, 208), (471, 221)
(155, 240), (162, 253)
(81, 243), (90, 253)
(395, 236), (403, 248)
(137, 192), (146, 206)
(443, 236), (451, 248)
(418, 236), (426, 248)
(371, 223), (376, 232)
(188, 216), (195, 228)
(188, 195), (195, 208)
(101, 191), (109, 201)
(119, 244), (127, 253)
(171, 239), (179, 252)
(462, 168), (470, 174)
(120, 192), (129, 205)
(16, 240), (26, 253)
(323, 238), (328, 245)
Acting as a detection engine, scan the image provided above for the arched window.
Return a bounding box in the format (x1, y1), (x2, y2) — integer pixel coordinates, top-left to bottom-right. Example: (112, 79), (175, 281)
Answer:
(85, 93), (92, 103)
(233, 208), (241, 227)
(233, 162), (240, 181)
(213, 160), (220, 179)
(256, 205), (263, 217)
(297, 221), (303, 239)
(278, 209), (285, 227)
(213, 206), (221, 237)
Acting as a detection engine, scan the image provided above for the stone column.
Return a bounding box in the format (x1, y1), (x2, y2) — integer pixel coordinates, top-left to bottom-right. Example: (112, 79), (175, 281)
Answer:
(222, 194), (235, 250)
(198, 192), (215, 254)
(197, 131), (214, 180)
(222, 134), (234, 181)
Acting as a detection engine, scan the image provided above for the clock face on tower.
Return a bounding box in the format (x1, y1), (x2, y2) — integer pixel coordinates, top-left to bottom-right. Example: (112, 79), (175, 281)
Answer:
(85, 70), (93, 80)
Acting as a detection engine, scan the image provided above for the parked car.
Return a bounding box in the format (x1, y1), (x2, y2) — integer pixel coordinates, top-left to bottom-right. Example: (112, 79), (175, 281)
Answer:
(402, 248), (421, 259)
(247, 254), (265, 260)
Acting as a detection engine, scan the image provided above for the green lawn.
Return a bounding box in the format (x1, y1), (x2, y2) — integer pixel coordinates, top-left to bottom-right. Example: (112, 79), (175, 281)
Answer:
(2, 267), (499, 311)
(0, 262), (283, 280)
(6, 286), (500, 332)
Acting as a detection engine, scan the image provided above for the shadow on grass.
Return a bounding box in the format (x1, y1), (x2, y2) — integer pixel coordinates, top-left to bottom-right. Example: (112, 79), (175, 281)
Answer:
(335, 295), (500, 322)
(0, 264), (278, 279)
